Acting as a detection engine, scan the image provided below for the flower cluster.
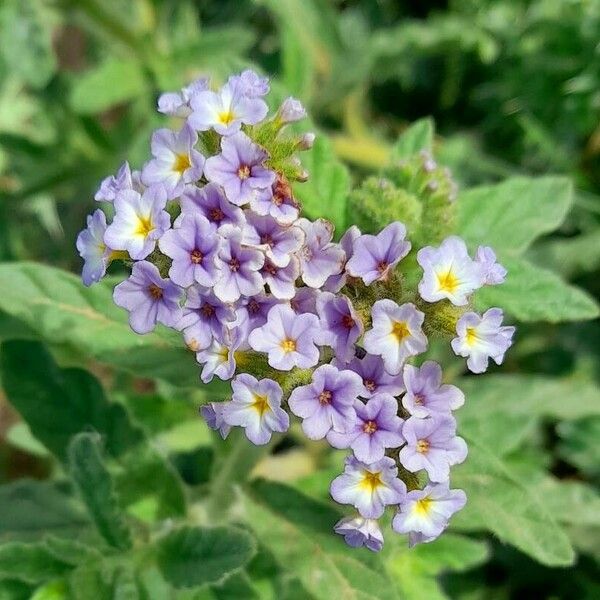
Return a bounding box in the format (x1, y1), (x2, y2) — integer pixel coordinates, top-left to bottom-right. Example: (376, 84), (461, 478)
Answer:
(77, 70), (515, 552)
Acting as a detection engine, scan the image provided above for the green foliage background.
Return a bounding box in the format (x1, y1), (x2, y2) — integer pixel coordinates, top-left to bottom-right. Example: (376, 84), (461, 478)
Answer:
(0, 0), (599, 598)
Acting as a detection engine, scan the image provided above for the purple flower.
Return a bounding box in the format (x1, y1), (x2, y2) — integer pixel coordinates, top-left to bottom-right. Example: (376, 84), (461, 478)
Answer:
(240, 292), (280, 331)
(76, 209), (112, 286)
(451, 308), (515, 374)
(158, 77), (210, 117)
(222, 375), (289, 445)
(327, 393), (404, 463)
(475, 246), (507, 285)
(288, 364), (363, 440)
(392, 482), (467, 546)
(180, 183), (245, 231)
(227, 69), (269, 98)
(316, 292), (363, 363)
(334, 516), (384, 552)
(200, 402), (230, 440)
(346, 222), (411, 285)
(251, 176), (300, 225)
(213, 226), (265, 303)
(417, 236), (483, 306)
(323, 225), (361, 293)
(277, 97), (306, 124)
(334, 354), (404, 398)
(363, 301), (428, 375)
(399, 415), (468, 482)
(402, 361), (465, 418)
(297, 218), (345, 288)
(188, 81), (268, 135)
(204, 132), (276, 206)
(243, 212), (304, 267)
(177, 287), (234, 351)
(104, 187), (170, 260)
(248, 304), (319, 371)
(289, 287), (320, 315)
(113, 261), (183, 334)
(94, 162), (135, 202)
(196, 323), (246, 383)
(141, 125), (205, 198)
(158, 213), (222, 288)
(261, 257), (300, 300)
(330, 456), (406, 519)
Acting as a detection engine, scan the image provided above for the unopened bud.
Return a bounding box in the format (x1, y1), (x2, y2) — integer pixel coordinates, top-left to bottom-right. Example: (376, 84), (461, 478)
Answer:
(277, 97), (307, 124)
(297, 132), (315, 150)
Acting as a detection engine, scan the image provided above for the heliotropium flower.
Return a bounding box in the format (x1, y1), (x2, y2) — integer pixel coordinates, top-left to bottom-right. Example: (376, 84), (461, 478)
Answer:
(346, 222), (411, 285)
(94, 162), (136, 202)
(288, 364), (363, 440)
(475, 245), (507, 285)
(401, 361), (465, 418)
(240, 292), (280, 331)
(227, 69), (269, 98)
(417, 236), (483, 306)
(76, 209), (114, 286)
(251, 175), (300, 224)
(327, 393), (404, 463)
(204, 132), (276, 206)
(451, 308), (515, 374)
(200, 402), (231, 440)
(196, 323), (247, 383)
(363, 300), (428, 375)
(297, 218), (345, 288)
(277, 97), (306, 124)
(334, 516), (384, 552)
(289, 287), (320, 315)
(261, 257), (300, 300)
(222, 374), (289, 445)
(113, 261), (183, 334)
(158, 77), (209, 117)
(141, 125), (205, 198)
(334, 354), (404, 399)
(330, 456), (406, 519)
(323, 225), (361, 293)
(158, 213), (222, 288)
(248, 304), (320, 371)
(179, 183), (245, 231)
(399, 415), (468, 482)
(392, 483), (467, 546)
(316, 292), (363, 363)
(104, 186), (170, 260)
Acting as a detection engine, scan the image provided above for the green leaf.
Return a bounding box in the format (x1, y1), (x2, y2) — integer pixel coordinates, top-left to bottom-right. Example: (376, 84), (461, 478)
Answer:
(68, 433), (133, 551)
(557, 417), (600, 476)
(457, 176), (573, 255)
(391, 118), (435, 161)
(30, 579), (68, 600)
(293, 136), (350, 234)
(155, 526), (256, 588)
(474, 256), (599, 322)
(70, 58), (147, 114)
(0, 543), (71, 585)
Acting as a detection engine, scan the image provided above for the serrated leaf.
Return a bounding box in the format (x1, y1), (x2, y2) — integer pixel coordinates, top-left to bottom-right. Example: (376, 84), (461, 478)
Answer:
(391, 118), (435, 161)
(457, 176), (573, 255)
(474, 256), (599, 322)
(156, 526), (256, 589)
(68, 434), (133, 551)
(0, 543), (71, 585)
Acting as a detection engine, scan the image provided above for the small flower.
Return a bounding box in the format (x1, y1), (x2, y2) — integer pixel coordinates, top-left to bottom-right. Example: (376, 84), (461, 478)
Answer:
(334, 516), (384, 552)
(330, 456), (406, 519)
(288, 364), (363, 440)
(475, 246), (507, 285)
(76, 209), (112, 286)
(94, 162), (135, 202)
(323, 225), (361, 293)
(158, 213), (222, 288)
(196, 323), (246, 383)
(327, 393), (404, 463)
(113, 261), (183, 334)
(277, 97), (306, 124)
(399, 415), (468, 482)
(213, 226), (265, 303)
(392, 482), (467, 546)
(297, 218), (345, 288)
(363, 300), (428, 375)
(261, 257), (300, 300)
(240, 292), (280, 331)
(104, 186), (170, 260)
(417, 236), (483, 306)
(204, 132), (276, 206)
(289, 287), (320, 315)
(188, 80), (268, 135)
(334, 354), (404, 398)
(316, 292), (363, 363)
(451, 308), (515, 374)
(141, 125), (205, 198)
(227, 69), (269, 98)
(248, 304), (320, 371)
(158, 77), (210, 117)
(243, 213), (304, 267)
(402, 361), (465, 418)
(200, 402), (231, 439)
(346, 222), (411, 285)
(222, 374), (289, 445)
(251, 175), (300, 225)
(180, 183), (245, 231)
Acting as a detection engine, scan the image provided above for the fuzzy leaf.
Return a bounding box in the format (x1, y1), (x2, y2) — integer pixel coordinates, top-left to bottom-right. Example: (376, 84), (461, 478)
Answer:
(0, 542), (71, 585)
(391, 118), (435, 161)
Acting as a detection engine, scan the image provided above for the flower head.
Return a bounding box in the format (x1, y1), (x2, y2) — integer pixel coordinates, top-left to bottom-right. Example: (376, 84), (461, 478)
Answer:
(76, 209), (112, 286)
(251, 175), (300, 224)
(196, 323), (246, 383)
(95, 162), (135, 202)
(334, 354), (404, 398)
(240, 292), (281, 331)
(180, 183), (245, 231)
(334, 516), (384, 552)
(261, 257), (300, 300)
(158, 77), (210, 117)
(227, 69), (269, 98)
(475, 245), (507, 285)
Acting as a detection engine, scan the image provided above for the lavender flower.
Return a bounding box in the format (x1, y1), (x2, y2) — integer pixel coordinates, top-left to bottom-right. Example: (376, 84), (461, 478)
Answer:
(475, 246), (507, 285)
(113, 261), (183, 334)
(158, 77), (210, 117)
(277, 97), (306, 124)
(227, 69), (269, 98)
(222, 375), (289, 445)
(451, 308), (515, 374)
(402, 361), (465, 418)
(363, 301), (428, 375)
(180, 183), (245, 231)
(323, 225), (361, 293)
(200, 402), (231, 439)
(346, 222), (411, 285)
(334, 516), (384, 552)
(330, 456), (406, 519)
(196, 324), (246, 383)
(392, 483), (467, 546)
(243, 213), (304, 267)
(94, 162), (135, 202)
(334, 354), (404, 398)
(399, 415), (468, 482)
(327, 393), (404, 463)
(204, 132), (275, 206)
(76, 209), (112, 286)
(288, 364), (363, 440)
(248, 304), (320, 371)
(241, 292), (280, 331)
(289, 287), (320, 315)
(251, 176), (300, 224)
(261, 257), (300, 300)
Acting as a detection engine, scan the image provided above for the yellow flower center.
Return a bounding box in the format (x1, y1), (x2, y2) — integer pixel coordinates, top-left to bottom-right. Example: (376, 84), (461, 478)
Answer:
(280, 338), (297, 353)
(391, 320), (410, 342)
(238, 164), (251, 180)
(414, 496), (433, 515)
(172, 152), (191, 174)
(360, 471), (383, 493)
(363, 420), (378, 434)
(318, 390), (332, 405)
(218, 110), (236, 125)
(437, 269), (459, 294)
(416, 439), (430, 453)
(135, 215), (153, 237)
(251, 394), (270, 417)
(466, 327), (478, 346)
